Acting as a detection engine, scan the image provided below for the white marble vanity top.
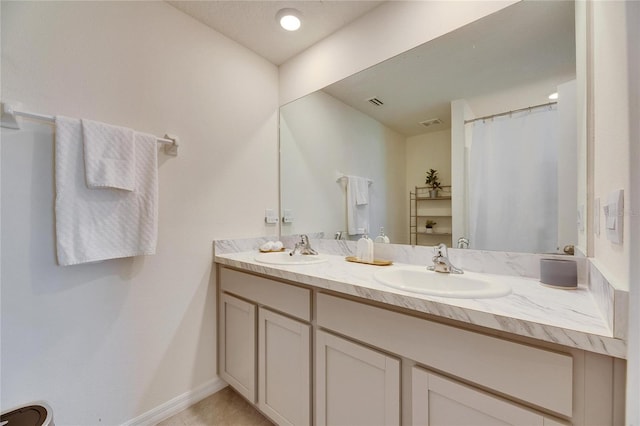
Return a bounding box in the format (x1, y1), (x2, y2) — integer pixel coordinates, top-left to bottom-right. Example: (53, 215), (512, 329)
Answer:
(215, 250), (626, 359)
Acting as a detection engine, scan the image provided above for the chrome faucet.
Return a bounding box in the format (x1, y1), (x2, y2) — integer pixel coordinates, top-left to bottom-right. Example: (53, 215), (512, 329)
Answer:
(290, 234), (318, 256)
(427, 243), (463, 274)
(457, 237), (470, 249)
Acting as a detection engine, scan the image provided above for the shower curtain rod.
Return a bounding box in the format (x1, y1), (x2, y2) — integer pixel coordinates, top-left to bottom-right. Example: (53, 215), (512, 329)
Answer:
(464, 101), (557, 124)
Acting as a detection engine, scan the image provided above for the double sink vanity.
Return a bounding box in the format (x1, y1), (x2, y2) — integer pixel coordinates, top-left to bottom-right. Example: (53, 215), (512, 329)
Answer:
(214, 237), (626, 426)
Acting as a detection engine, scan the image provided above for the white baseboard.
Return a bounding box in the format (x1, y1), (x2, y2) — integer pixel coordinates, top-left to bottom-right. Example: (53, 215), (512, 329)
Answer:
(122, 377), (228, 426)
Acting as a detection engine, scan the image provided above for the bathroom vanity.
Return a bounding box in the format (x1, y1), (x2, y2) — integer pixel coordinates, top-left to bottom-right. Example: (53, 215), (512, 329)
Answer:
(215, 246), (626, 426)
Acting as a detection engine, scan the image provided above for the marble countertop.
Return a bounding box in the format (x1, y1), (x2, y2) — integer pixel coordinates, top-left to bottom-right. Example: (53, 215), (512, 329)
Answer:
(215, 251), (626, 359)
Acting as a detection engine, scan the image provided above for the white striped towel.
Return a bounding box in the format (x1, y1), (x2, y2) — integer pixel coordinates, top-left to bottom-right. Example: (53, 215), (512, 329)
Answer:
(55, 116), (158, 266)
(346, 176), (370, 235)
(82, 119), (135, 191)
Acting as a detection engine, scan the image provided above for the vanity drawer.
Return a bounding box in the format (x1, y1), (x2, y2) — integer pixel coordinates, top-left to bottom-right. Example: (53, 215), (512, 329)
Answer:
(220, 267), (311, 322)
(317, 292), (573, 417)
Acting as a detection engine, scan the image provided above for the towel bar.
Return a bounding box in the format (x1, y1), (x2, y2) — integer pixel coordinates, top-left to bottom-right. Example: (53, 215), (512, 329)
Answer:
(335, 171), (373, 184)
(1, 103), (179, 156)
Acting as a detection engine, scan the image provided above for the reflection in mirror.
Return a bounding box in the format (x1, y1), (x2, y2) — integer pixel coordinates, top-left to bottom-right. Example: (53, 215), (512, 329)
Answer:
(280, 0), (583, 254)
(280, 91), (407, 244)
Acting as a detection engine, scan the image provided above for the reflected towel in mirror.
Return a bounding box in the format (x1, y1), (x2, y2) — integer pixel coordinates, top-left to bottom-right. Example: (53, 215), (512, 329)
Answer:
(346, 175), (370, 235)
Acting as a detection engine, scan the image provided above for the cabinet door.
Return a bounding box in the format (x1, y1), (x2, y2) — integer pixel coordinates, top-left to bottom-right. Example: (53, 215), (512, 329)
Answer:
(316, 330), (400, 426)
(258, 308), (311, 426)
(412, 366), (563, 426)
(219, 293), (256, 403)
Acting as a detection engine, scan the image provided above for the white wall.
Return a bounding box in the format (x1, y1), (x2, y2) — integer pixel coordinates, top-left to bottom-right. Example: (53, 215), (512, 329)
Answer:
(624, 2), (639, 424)
(405, 130), (452, 192)
(586, 1), (637, 420)
(405, 130), (452, 242)
(279, 1), (517, 105)
(1, 2), (278, 424)
(591, 1), (631, 291)
(556, 80), (578, 251)
(575, 0), (589, 255)
(280, 91), (406, 243)
(451, 99), (473, 243)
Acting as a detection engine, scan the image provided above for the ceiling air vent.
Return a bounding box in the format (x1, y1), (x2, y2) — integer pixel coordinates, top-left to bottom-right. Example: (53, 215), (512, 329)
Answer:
(367, 97), (384, 106)
(420, 118), (443, 128)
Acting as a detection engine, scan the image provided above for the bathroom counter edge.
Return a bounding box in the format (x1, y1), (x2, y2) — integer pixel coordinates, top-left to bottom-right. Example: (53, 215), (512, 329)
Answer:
(214, 251), (626, 359)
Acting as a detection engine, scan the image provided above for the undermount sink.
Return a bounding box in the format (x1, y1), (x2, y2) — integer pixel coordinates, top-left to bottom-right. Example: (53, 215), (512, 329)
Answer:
(254, 251), (328, 265)
(374, 266), (511, 299)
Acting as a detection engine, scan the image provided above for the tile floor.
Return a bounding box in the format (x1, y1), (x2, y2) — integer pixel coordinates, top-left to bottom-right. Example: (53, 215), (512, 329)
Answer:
(157, 386), (273, 426)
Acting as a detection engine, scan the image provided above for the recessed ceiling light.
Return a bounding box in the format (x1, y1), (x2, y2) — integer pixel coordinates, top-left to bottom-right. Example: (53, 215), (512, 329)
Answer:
(548, 92), (559, 100)
(276, 8), (302, 31)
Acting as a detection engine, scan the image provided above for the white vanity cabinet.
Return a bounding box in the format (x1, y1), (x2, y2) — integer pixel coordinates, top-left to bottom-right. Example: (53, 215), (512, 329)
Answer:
(316, 293), (574, 419)
(217, 265), (624, 426)
(316, 330), (400, 426)
(315, 292), (623, 426)
(258, 308), (310, 426)
(219, 293), (257, 402)
(218, 267), (312, 425)
(412, 367), (567, 426)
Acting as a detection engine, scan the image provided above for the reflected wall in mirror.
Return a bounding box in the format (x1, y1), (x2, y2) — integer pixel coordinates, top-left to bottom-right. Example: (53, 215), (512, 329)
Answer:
(280, 0), (584, 254)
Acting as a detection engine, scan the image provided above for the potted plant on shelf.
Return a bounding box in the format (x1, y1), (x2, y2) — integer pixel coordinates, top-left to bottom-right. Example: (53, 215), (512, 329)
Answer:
(424, 168), (442, 198)
(425, 220), (437, 234)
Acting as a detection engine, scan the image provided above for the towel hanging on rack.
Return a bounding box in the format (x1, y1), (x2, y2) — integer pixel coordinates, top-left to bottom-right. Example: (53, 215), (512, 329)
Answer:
(82, 119), (136, 191)
(343, 175), (372, 235)
(0, 103), (180, 156)
(55, 116), (158, 266)
(335, 171), (373, 185)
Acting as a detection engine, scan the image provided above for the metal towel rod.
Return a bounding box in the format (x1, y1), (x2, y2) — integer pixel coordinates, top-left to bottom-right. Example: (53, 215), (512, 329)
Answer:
(1, 103), (179, 156)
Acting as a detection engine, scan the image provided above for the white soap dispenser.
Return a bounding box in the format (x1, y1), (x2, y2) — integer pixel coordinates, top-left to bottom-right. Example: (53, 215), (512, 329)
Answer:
(374, 227), (390, 244)
(357, 230), (374, 263)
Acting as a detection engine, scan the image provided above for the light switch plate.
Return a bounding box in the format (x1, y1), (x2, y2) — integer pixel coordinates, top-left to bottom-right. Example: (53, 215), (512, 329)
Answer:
(265, 209), (278, 224)
(282, 209), (294, 223)
(604, 190), (624, 244)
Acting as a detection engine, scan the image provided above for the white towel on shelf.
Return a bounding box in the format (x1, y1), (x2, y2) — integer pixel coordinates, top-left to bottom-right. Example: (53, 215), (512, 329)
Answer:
(346, 176), (370, 235)
(55, 116), (158, 266)
(82, 118), (135, 191)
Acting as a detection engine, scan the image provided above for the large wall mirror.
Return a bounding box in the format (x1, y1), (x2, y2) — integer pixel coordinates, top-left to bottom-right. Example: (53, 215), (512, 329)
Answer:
(280, 0), (586, 255)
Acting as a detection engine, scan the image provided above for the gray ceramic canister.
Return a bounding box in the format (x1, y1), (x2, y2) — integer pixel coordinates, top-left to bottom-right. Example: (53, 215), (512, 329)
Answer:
(540, 258), (578, 288)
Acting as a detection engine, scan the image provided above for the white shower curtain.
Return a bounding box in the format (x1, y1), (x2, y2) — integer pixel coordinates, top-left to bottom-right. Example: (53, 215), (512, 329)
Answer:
(468, 106), (558, 253)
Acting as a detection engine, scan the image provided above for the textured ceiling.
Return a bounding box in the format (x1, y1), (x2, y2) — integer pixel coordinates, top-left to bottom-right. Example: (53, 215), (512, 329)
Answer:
(167, 1), (383, 65)
(168, 1), (576, 136)
(322, 0), (576, 136)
